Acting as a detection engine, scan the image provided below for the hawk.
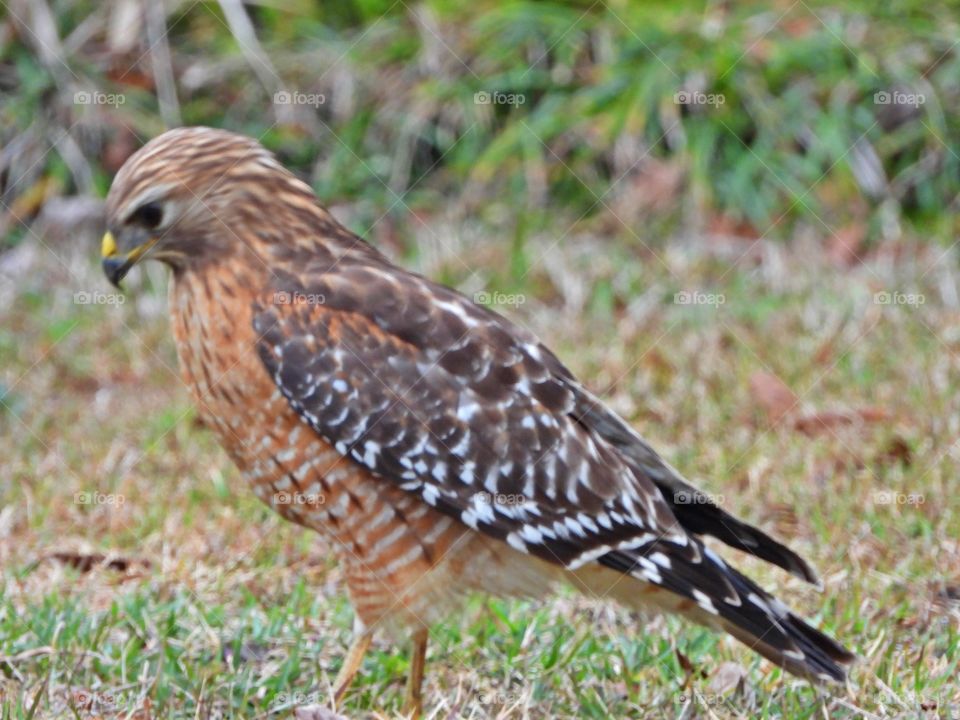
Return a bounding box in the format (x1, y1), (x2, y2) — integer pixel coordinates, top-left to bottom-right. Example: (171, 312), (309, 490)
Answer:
(101, 127), (853, 716)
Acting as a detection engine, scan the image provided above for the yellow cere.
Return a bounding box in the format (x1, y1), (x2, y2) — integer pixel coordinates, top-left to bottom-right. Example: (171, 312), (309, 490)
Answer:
(101, 231), (118, 258)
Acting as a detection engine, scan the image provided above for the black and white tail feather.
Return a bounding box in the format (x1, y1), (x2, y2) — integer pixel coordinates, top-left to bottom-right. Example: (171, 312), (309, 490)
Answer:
(601, 537), (853, 682)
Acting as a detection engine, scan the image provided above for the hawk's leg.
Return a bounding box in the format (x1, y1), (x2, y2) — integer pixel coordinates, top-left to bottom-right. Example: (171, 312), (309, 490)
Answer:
(332, 621), (373, 704)
(404, 627), (429, 718)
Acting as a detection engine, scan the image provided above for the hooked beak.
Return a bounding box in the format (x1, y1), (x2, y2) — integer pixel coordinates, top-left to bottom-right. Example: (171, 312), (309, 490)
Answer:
(101, 231), (157, 287)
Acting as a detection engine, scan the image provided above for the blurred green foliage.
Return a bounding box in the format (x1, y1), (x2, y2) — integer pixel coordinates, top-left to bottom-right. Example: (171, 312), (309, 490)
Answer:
(1, 0), (958, 247)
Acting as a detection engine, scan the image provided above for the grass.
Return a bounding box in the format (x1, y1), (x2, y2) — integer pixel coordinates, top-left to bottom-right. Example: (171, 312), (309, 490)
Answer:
(1, 220), (958, 718)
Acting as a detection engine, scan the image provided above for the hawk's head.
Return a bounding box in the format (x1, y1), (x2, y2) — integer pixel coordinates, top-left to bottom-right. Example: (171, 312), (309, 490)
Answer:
(101, 126), (289, 286)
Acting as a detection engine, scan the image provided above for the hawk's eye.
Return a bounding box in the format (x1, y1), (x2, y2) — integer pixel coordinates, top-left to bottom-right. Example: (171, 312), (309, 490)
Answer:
(130, 201), (164, 229)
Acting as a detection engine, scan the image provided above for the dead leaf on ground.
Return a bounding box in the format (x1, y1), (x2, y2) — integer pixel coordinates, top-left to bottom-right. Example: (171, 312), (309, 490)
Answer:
(826, 223), (866, 267)
(781, 16), (817, 38)
(812, 320), (849, 365)
(793, 407), (891, 436)
(933, 584), (960, 611)
(619, 158), (685, 215)
(767, 503), (801, 538)
(675, 648), (707, 679)
(858, 407), (891, 423)
(707, 213), (762, 243)
(749, 371), (797, 424)
(709, 661), (747, 696)
(47, 551), (151, 574)
(812, 337), (836, 365)
(876, 435), (912, 467)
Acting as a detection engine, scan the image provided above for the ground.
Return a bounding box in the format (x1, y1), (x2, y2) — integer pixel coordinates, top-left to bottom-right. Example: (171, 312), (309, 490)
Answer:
(1, 220), (958, 719)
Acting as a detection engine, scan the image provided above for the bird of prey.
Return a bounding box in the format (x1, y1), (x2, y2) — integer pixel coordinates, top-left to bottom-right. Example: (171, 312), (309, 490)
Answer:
(101, 126), (853, 716)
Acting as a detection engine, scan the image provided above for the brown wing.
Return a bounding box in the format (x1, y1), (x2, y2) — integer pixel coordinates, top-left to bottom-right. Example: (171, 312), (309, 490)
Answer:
(252, 258), (818, 582)
(252, 260), (693, 570)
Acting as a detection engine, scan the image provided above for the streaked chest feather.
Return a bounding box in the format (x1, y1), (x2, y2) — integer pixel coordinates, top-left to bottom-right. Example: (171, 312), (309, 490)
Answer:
(168, 269), (350, 527)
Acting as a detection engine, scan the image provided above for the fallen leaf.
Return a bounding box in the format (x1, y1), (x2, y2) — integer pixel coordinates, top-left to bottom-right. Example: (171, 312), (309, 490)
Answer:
(749, 371), (797, 424)
(48, 552), (151, 574)
(933, 584), (960, 610)
(620, 158), (685, 214)
(708, 213), (761, 241)
(767, 503), (801, 539)
(826, 223), (866, 267)
(793, 407), (891, 436)
(858, 407), (891, 423)
(709, 661), (747, 696)
(781, 16), (817, 38)
(876, 435), (912, 467)
(812, 337), (836, 365)
(793, 411), (854, 434)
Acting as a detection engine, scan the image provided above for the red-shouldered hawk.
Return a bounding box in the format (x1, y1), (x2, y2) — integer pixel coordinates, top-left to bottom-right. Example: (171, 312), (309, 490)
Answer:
(101, 127), (853, 717)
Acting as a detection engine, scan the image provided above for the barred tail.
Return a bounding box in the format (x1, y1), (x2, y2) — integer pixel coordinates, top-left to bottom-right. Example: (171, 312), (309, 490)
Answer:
(597, 539), (855, 682)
